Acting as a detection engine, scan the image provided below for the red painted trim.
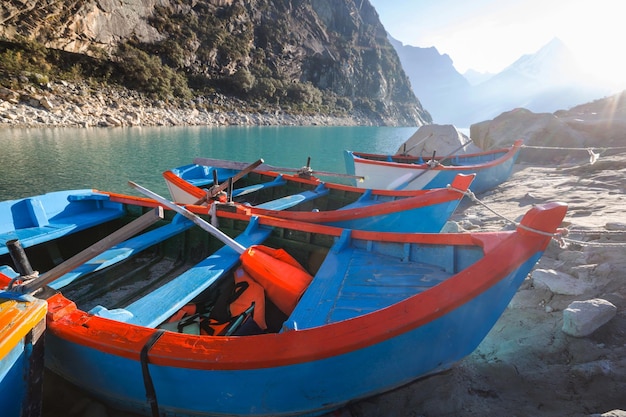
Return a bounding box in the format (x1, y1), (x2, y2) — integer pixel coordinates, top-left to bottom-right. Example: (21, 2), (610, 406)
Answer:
(164, 167), (475, 199)
(162, 170), (206, 201)
(162, 169), (476, 224)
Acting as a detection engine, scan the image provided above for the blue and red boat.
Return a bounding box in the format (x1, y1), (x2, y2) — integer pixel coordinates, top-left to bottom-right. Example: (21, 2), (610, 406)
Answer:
(1, 185), (567, 417)
(344, 139), (523, 193)
(163, 159), (475, 233)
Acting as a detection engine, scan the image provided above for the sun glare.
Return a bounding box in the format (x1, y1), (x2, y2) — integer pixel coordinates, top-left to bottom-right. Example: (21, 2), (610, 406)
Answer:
(373, 0), (626, 91)
(556, 0), (626, 89)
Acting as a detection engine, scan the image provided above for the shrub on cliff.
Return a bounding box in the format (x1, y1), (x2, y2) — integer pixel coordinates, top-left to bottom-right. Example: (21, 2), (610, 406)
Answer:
(114, 44), (192, 101)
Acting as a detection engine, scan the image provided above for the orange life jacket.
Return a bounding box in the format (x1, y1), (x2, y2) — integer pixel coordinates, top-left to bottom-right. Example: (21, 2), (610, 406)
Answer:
(230, 267), (267, 330)
(160, 245), (312, 335)
(166, 303), (197, 324)
(239, 245), (313, 316)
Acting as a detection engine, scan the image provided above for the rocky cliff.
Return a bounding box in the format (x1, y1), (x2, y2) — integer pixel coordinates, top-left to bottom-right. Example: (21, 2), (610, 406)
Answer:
(0, 0), (430, 126)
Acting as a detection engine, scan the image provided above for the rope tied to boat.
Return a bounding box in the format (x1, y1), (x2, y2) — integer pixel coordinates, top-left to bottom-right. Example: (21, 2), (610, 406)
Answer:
(448, 185), (626, 248)
(520, 144), (626, 165)
(208, 201), (219, 227)
(447, 186), (578, 249)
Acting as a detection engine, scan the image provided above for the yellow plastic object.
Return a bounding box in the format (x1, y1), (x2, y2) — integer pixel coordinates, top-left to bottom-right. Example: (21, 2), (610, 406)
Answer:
(0, 293), (47, 360)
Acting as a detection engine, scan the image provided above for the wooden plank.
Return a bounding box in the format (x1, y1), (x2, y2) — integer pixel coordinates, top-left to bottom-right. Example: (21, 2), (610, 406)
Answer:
(284, 239), (453, 330)
(193, 157), (364, 179)
(231, 176), (287, 198)
(117, 224), (272, 328)
(16, 207), (164, 294)
(49, 215), (194, 290)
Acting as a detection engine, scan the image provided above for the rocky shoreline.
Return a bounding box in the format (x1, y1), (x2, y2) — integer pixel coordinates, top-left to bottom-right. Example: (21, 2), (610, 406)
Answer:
(0, 81), (373, 128)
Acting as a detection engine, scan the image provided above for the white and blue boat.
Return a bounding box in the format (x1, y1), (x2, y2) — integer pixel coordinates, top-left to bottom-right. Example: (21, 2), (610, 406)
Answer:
(344, 139), (523, 193)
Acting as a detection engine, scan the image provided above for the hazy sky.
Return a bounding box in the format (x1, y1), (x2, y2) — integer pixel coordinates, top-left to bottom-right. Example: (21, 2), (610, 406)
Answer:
(368, 0), (625, 83)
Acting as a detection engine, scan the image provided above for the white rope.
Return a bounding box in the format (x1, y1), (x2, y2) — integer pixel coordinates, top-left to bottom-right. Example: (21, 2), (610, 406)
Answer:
(447, 186), (626, 248)
(558, 235), (626, 248)
(521, 145), (626, 151)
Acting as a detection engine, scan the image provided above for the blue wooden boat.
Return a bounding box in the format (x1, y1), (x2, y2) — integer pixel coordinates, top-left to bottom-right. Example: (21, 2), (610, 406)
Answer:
(0, 291), (47, 417)
(0, 186), (567, 417)
(344, 139), (523, 193)
(0, 189), (126, 257)
(163, 159), (475, 233)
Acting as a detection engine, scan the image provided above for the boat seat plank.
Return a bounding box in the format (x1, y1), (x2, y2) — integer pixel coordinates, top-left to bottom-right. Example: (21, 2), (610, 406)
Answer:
(338, 190), (400, 211)
(0, 192), (125, 256)
(49, 215), (195, 290)
(254, 184), (329, 211)
(231, 176), (287, 198)
(285, 239), (451, 330)
(91, 220), (273, 328)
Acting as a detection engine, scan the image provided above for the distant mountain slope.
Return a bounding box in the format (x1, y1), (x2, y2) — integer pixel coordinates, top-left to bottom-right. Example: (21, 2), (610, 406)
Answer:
(473, 38), (612, 115)
(388, 36), (471, 125)
(391, 36), (616, 127)
(463, 69), (494, 86)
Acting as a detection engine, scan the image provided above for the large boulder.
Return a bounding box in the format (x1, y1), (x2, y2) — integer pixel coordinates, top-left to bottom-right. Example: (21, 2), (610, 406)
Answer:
(562, 298), (617, 337)
(469, 91), (626, 163)
(396, 124), (482, 157)
(470, 108), (586, 155)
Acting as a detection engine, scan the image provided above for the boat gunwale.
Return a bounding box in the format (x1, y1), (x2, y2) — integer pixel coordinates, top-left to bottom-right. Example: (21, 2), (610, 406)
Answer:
(0, 293), (47, 359)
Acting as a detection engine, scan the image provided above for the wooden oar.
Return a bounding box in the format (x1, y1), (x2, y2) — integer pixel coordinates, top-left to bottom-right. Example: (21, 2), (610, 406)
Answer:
(194, 158), (264, 205)
(14, 207), (164, 294)
(128, 181), (246, 254)
(192, 157), (364, 180)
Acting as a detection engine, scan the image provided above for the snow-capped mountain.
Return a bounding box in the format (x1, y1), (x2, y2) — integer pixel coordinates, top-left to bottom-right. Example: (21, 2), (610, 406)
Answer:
(391, 36), (616, 126)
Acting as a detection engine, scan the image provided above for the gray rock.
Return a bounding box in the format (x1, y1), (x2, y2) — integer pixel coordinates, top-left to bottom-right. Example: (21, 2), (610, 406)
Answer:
(589, 410), (626, 417)
(532, 268), (594, 296)
(562, 298), (617, 337)
(396, 124), (481, 157)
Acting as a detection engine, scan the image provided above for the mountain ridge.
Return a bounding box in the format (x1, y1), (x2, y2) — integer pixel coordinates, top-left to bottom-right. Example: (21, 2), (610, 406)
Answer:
(0, 0), (431, 126)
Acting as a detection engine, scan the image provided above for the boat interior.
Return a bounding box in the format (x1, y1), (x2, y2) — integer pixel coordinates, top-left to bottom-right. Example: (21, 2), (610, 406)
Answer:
(1, 202), (484, 337)
(191, 170), (405, 210)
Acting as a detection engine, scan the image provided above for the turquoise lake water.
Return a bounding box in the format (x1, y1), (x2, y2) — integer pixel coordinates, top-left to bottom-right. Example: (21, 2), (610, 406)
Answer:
(0, 125), (418, 201)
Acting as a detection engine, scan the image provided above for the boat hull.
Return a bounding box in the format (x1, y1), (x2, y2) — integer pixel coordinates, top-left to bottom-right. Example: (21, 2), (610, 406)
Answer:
(344, 140), (523, 194)
(43, 255), (539, 417)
